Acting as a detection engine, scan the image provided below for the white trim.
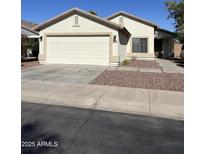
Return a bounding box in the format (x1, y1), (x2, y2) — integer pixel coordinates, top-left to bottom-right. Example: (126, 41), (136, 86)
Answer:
(28, 35), (40, 38)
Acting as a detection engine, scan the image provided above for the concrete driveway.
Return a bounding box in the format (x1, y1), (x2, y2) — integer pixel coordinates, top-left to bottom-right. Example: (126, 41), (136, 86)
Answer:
(22, 64), (107, 84)
(22, 64), (184, 120)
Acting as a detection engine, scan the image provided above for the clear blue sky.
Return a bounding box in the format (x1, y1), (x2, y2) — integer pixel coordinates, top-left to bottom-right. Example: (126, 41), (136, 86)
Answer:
(21, 0), (175, 31)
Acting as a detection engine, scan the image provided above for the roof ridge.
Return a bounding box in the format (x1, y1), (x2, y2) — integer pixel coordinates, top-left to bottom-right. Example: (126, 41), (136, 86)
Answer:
(34, 7), (125, 31)
(33, 8), (77, 30)
(76, 8), (125, 28)
(106, 11), (158, 28)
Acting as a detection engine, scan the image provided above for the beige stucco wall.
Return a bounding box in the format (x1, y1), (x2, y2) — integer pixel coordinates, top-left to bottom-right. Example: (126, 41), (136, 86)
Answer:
(110, 15), (155, 58)
(38, 14), (127, 64)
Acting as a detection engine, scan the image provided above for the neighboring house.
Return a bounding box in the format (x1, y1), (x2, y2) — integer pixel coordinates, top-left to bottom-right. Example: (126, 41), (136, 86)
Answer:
(34, 8), (174, 66)
(154, 28), (174, 58)
(21, 20), (39, 37)
(21, 20), (39, 58)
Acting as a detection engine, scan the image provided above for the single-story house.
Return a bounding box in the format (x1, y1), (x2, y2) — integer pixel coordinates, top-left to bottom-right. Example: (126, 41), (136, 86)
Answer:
(34, 8), (174, 66)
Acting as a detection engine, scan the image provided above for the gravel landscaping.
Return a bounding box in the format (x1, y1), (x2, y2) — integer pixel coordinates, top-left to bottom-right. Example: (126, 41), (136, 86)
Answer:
(127, 60), (161, 69)
(21, 61), (40, 69)
(90, 70), (184, 92)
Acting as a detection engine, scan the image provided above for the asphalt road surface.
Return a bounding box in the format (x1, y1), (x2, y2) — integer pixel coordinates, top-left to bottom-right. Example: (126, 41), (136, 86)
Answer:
(22, 102), (184, 154)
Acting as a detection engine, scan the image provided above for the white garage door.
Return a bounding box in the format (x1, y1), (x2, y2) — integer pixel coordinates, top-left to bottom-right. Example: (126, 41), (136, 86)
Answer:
(46, 35), (110, 65)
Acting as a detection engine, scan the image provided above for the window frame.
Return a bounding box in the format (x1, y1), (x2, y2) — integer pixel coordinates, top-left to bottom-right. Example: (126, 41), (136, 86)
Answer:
(132, 37), (148, 53)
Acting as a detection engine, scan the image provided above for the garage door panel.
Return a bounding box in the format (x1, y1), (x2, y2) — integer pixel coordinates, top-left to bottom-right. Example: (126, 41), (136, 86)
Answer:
(47, 36), (110, 65)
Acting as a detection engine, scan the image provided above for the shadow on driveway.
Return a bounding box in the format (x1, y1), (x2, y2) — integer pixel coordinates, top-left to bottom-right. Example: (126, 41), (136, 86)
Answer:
(22, 102), (184, 154)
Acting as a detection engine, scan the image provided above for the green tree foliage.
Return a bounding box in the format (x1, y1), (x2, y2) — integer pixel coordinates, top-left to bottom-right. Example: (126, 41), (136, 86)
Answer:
(166, 0), (184, 43)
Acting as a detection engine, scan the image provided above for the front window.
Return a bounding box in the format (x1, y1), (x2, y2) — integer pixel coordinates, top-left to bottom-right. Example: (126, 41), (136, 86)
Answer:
(132, 38), (148, 53)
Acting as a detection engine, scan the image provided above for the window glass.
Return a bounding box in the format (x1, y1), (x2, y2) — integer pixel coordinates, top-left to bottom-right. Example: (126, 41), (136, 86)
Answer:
(132, 38), (148, 53)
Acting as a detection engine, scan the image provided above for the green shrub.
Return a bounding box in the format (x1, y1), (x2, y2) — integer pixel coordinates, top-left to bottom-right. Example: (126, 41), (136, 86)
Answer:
(122, 59), (129, 65)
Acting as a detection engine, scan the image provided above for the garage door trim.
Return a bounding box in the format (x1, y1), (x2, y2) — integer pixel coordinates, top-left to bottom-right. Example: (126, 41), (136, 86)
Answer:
(43, 32), (113, 64)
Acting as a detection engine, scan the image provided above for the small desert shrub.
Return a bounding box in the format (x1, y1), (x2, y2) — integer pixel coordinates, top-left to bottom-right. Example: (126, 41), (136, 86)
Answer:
(122, 59), (129, 65)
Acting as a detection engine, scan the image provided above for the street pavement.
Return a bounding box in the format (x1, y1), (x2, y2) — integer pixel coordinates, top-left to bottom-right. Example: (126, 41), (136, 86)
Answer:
(22, 102), (184, 154)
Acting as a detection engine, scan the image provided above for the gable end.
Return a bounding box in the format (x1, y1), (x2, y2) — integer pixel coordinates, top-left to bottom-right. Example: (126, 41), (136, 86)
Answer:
(106, 12), (158, 28)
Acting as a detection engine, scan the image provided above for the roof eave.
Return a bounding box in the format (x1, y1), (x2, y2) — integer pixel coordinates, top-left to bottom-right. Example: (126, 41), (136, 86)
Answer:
(34, 9), (76, 31)
(33, 8), (125, 32)
(106, 12), (158, 28)
(21, 26), (39, 35)
(156, 28), (174, 34)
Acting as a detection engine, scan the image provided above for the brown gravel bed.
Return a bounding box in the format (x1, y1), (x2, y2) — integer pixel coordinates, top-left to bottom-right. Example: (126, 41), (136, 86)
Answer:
(21, 61), (40, 69)
(127, 60), (161, 69)
(90, 70), (184, 92)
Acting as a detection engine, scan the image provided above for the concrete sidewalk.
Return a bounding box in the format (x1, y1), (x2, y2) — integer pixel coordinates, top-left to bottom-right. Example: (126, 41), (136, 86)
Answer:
(156, 58), (184, 73)
(22, 80), (184, 120)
